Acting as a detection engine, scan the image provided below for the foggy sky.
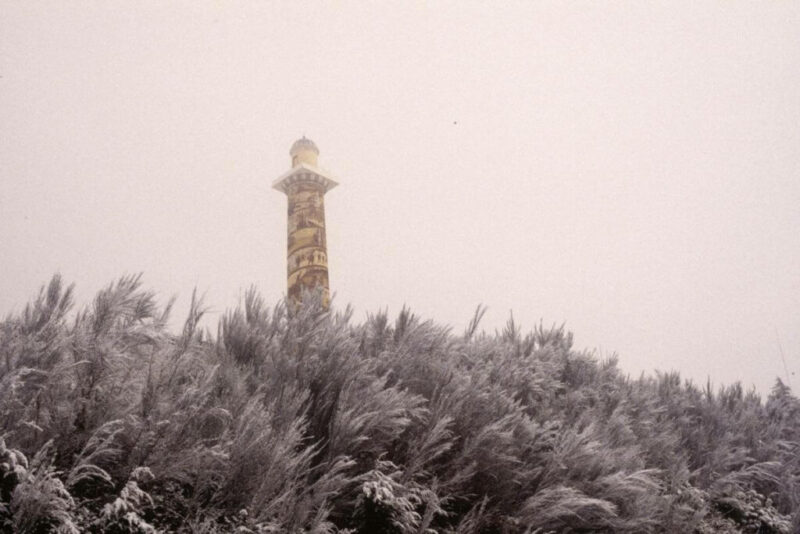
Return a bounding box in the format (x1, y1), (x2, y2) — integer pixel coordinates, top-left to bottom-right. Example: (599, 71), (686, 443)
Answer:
(1, 2), (798, 395)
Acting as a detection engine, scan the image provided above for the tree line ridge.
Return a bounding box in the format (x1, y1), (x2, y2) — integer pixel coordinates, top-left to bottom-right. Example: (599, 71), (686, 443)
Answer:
(0, 275), (797, 533)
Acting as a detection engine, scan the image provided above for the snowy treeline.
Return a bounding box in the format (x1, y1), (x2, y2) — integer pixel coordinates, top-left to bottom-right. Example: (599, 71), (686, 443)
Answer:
(0, 275), (797, 533)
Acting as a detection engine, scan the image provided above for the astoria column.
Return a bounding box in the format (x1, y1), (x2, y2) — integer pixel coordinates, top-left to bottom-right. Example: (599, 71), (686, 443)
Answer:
(273, 137), (338, 307)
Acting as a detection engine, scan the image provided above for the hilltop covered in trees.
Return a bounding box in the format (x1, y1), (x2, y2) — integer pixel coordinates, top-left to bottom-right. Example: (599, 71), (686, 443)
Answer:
(0, 275), (797, 533)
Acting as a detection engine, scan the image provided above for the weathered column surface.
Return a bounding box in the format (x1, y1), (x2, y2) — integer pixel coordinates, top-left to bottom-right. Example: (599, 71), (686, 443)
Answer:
(273, 137), (338, 308)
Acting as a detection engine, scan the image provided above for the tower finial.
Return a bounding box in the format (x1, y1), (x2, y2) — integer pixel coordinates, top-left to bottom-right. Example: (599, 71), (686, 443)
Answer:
(289, 136), (319, 167)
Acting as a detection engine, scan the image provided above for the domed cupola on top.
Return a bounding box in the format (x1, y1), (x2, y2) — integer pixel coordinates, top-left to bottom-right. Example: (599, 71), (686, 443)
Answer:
(290, 136), (319, 167)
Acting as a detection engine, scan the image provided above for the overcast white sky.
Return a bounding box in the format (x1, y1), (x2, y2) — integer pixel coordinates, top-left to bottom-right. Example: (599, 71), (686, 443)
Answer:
(1, 2), (798, 394)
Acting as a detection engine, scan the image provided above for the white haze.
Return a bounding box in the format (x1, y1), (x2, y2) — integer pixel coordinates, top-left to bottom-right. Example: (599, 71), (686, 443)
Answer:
(1, 2), (798, 394)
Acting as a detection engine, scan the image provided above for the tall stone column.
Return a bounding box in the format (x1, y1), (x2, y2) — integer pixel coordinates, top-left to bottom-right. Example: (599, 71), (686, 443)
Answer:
(273, 137), (338, 308)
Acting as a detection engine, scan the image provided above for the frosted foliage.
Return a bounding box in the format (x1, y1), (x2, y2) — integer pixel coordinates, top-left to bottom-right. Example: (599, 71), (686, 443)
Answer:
(0, 276), (797, 532)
